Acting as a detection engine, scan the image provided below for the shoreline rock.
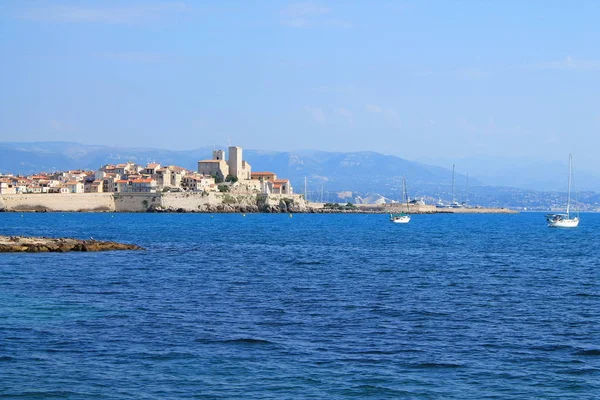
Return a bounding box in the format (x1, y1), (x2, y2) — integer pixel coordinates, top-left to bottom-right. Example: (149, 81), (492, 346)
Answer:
(0, 236), (144, 253)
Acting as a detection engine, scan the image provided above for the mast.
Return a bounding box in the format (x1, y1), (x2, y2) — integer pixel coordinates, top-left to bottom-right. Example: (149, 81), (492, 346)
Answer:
(304, 177), (308, 202)
(566, 153), (572, 217)
(465, 173), (469, 206)
(451, 164), (456, 204)
(403, 176), (409, 212)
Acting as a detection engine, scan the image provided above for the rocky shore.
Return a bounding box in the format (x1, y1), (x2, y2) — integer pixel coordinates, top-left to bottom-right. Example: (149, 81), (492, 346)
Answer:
(0, 235), (144, 253)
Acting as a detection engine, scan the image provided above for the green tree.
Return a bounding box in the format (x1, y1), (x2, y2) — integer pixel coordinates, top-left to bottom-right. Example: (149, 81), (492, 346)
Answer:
(225, 174), (238, 183)
(212, 174), (224, 184)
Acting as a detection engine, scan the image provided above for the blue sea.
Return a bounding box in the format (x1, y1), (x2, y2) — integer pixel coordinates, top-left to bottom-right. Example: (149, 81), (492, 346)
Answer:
(1, 212), (599, 399)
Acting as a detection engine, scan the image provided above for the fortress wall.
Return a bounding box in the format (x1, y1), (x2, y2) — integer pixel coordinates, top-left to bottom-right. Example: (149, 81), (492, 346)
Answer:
(160, 192), (258, 211)
(0, 193), (115, 212)
(0, 192), (311, 213)
(114, 193), (161, 212)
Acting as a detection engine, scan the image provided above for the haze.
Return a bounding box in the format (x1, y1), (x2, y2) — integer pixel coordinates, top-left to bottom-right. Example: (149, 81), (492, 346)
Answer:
(1, 1), (599, 170)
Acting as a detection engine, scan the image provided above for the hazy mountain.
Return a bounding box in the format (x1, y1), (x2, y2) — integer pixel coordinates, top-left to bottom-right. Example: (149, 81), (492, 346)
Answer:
(2, 141), (599, 209)
(0, 141), (472, 200)
(421, 155), (600, 192)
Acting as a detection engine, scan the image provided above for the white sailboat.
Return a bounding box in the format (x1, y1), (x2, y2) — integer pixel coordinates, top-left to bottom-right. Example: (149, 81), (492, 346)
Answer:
(546, 154), (580, 228)
(390, 177), (411, 224)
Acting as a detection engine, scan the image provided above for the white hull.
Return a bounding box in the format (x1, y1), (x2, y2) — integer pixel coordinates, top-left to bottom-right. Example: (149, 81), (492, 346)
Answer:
(391, 215), (411, 224)
(547, 154), (580, 228)
(548, 217), (579, 228)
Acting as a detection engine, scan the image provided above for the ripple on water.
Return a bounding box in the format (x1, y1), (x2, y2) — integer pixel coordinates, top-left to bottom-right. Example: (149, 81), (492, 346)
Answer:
(1, 212), (600, 399)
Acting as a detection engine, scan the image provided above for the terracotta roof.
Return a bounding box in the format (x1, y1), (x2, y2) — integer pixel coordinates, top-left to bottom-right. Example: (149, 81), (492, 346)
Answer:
(251, 172), (276, 176)
(273, 179), (289, 183)
(131, 178), (154, 184)
(146, 163), (160, 168)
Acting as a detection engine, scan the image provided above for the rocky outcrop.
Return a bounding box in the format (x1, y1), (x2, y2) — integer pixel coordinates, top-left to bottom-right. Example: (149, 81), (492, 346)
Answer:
(0, 236), (144, 253)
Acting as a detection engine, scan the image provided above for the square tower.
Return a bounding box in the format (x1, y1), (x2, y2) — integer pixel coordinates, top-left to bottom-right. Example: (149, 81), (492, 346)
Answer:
(228, 146), (243, 179)
(213, 150), (226, 161)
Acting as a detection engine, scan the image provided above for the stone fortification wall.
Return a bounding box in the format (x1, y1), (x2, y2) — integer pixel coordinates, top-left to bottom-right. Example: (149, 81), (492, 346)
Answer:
(0, 193), (115, 212)
(0, 192), (307, 213)
(114, 193), (161, 212)
(159, 192), (259, 212)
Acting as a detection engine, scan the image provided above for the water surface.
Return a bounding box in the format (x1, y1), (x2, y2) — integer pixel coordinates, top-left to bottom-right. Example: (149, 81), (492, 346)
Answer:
(1, 212), (599, 399)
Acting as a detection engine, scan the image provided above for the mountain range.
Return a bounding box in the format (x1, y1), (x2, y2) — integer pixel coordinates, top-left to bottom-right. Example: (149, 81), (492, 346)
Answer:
(1, 141), (599, 209)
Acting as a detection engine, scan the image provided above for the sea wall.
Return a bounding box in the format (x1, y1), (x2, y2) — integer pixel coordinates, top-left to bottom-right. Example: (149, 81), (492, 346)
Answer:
(0, 192), (308, 213)
(160, 192), (259, 212)
(114, 193), (161, 212)
(0, 193), (115, 212)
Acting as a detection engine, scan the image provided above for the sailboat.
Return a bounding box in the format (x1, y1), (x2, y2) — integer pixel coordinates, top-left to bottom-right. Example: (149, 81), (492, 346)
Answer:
(546, 154), (580, 228)
(390, 177), (411, 224)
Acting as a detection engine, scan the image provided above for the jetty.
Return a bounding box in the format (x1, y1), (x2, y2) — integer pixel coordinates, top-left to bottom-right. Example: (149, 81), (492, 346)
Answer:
(0, 235), (144, 253)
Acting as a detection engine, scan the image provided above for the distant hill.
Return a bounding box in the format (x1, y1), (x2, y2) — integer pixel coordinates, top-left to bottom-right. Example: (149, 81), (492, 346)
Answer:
(421, 155), (600, 193)
(1, 141), (599, 209)
(0, 141), (473, 202)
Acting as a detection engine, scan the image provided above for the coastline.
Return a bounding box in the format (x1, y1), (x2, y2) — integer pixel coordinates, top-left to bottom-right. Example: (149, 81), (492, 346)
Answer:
(0, 193), (518, 214)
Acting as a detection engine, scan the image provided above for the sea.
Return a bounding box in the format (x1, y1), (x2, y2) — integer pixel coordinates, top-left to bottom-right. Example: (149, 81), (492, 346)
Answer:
(1, 212), (599, 399)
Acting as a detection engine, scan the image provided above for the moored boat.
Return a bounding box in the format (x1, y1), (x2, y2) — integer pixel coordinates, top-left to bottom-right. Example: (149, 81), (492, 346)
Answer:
(547, 154), (579, 228)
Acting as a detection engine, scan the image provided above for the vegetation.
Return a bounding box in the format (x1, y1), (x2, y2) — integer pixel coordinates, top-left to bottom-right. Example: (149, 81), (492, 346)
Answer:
(222, 194), (237, 204)
(323, 202), (358, 211)
(212, 174), (224, 184)
(218, 184), (230, 193)
(225, 174), (238, 183)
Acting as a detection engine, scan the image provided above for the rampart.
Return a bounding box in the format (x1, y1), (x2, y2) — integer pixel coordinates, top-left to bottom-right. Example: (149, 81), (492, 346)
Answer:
(0, 192), (307, 213)
(0, 193), (116, 212)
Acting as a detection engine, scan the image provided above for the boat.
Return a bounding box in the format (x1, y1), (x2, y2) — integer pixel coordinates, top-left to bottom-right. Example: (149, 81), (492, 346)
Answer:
(546, 154), (579, 228)
(390, 177), (411, 224)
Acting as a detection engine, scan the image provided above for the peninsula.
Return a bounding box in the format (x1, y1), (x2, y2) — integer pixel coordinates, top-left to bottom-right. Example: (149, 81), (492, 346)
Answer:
(0, 145), (517, 214)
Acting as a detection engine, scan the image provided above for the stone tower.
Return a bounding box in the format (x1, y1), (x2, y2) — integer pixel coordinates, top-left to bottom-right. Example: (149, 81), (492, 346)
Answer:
(213, 150), (226, 161)
(228, 146), (242, 179)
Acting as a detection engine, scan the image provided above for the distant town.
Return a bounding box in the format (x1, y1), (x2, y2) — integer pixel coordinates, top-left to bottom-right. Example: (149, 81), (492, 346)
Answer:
(0, 146), (293, 197)
(2, 144), (600, 212)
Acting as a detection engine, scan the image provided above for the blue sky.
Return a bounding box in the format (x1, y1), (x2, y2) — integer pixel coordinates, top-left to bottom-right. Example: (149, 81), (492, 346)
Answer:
(1, 1), (599, 168)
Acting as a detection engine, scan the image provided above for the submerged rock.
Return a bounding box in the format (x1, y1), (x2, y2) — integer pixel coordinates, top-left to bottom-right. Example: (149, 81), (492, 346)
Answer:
(0, 236), (144, 253)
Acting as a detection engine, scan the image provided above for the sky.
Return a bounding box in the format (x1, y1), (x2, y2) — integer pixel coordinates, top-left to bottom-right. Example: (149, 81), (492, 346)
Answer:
(1, 1), (599, 169)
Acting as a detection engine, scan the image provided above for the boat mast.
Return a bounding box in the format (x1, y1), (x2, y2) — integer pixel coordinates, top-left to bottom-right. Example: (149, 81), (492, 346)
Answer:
(566, 153), (572, 217)
(451, 164), (456, 204)
(403, 176), (409, 212)
(465, 173), (469, 206)
(304, 177), (308, 202)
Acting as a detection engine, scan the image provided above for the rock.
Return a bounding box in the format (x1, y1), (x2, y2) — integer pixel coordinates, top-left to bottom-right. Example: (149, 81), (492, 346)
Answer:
(0, 235), (144, 253)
